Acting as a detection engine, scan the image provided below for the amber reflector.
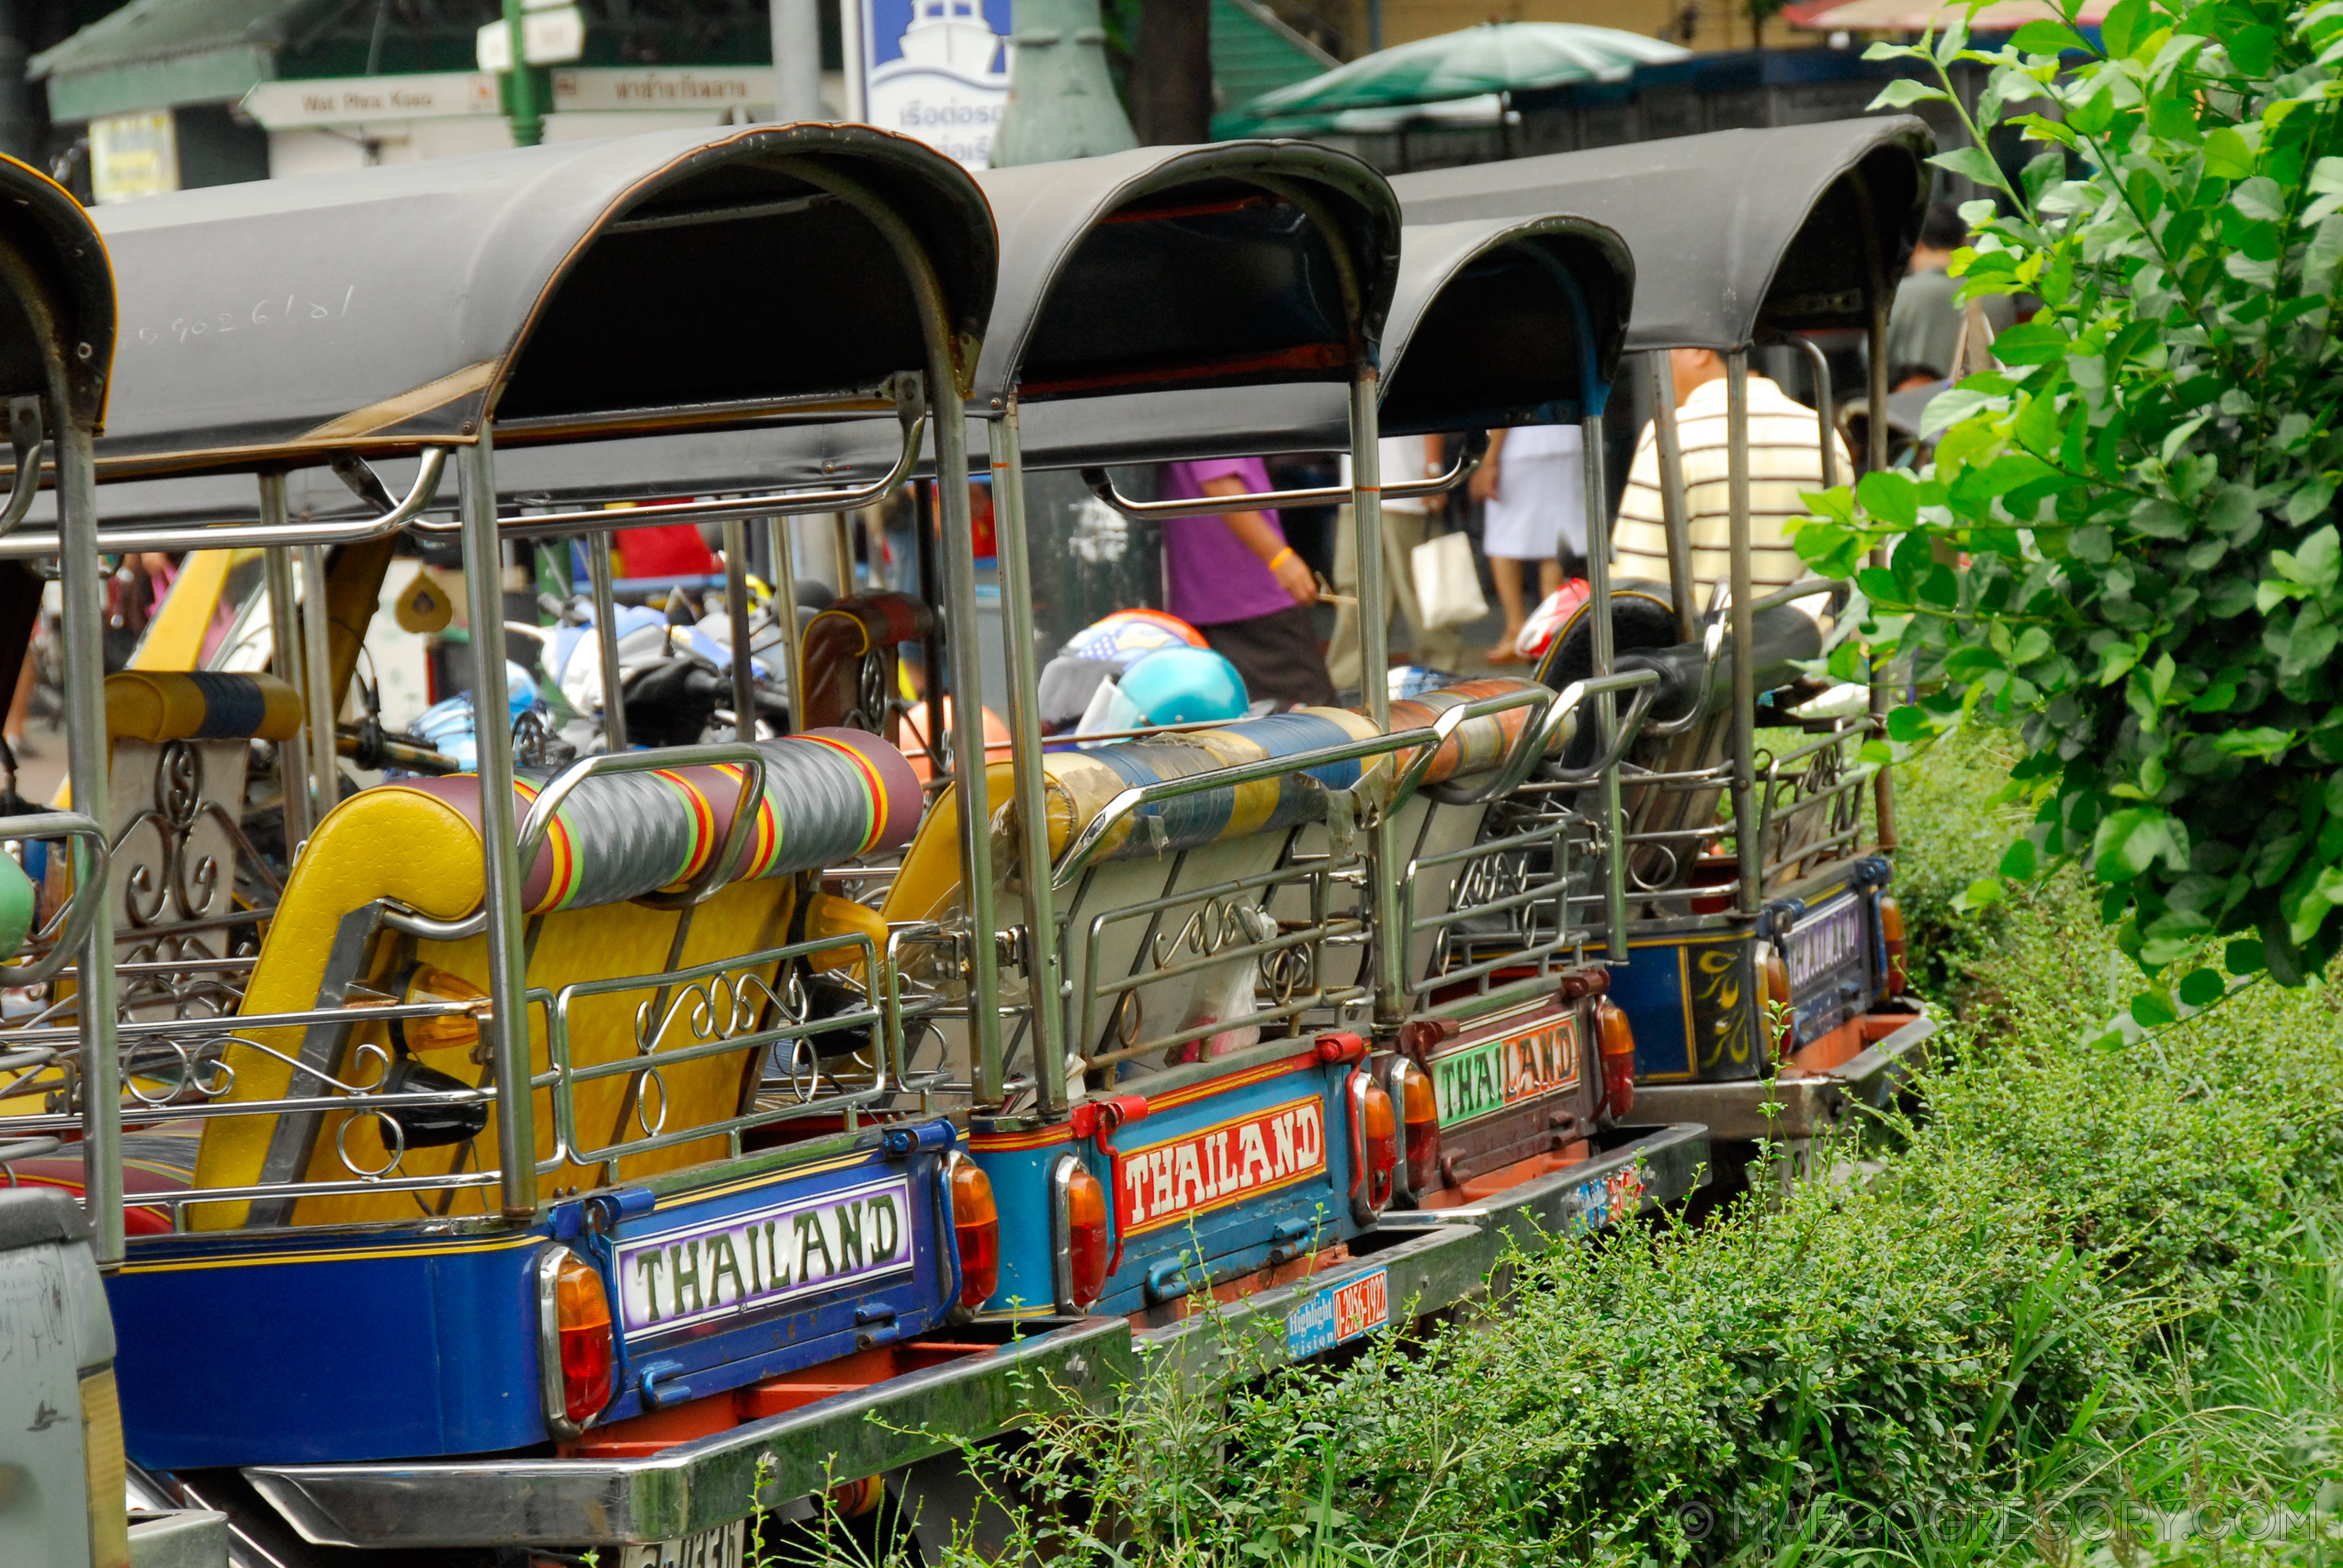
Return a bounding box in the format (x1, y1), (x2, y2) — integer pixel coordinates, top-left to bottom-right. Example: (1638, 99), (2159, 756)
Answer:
(554, 1251), (615, 1425)
(950, 1156), (1001, 1310)
(1064, 1164), (1111, 1307)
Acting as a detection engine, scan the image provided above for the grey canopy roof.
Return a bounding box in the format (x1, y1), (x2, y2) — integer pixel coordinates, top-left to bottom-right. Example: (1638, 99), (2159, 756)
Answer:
(970, 140), (1400, 407)
(0, 153), (115, 432)
(455, 206), (1625, 501)
(1391, 117), (1933, 352)
(82, 121), (996, 479)
(72, 138), (1405, 519)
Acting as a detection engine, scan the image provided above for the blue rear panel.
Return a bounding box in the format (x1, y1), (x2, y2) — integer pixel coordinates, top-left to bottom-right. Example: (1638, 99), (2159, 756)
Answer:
(109, 1122), (960, 1468)
(1610, 927), (1761, 1083)
(972, 1053), (1364, 1319)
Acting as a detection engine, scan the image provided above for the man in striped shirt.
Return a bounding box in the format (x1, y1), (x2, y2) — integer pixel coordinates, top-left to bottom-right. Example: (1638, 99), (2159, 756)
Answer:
(1610, 347), (1850, 611)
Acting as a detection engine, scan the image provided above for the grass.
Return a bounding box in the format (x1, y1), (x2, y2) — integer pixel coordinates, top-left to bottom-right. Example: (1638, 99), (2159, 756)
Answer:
(769, 732), (2343, 1568)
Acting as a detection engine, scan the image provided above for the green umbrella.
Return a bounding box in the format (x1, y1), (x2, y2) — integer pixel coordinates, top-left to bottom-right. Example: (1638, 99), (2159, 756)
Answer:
(1235, 22), (1691, 125)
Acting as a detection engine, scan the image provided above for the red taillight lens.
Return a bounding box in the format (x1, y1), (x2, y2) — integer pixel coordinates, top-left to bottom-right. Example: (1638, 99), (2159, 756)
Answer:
(1361, 1078), (1397, 1213)
(1063, 1163), (1110, 1307)
(1397, 1062), (1442, 1193)
(550, 1250), (613, 1427)
(1596, 999), (1636, 1122)
(1878, 895), (1907, 995)
(1759, 943), (1794, 1051)
(949, 1155), (1000, 1311)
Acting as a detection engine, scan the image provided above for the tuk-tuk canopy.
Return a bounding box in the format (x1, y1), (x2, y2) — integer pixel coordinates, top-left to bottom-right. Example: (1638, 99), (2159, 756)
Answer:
(0, 152), (114, 431)
(80, 141), (1407, 519)
(972, 141), (1400, 406)
(1014, 209), (1634, 465)
(402, 202), (1622, 503)
(85, 122), (996, 479)
(1391, 117), (1932, 352)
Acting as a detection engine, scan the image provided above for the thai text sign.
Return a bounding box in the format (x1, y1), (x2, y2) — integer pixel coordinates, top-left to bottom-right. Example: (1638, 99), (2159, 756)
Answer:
(1117, 1095), (1325, 1236)
(617, 1177), (913, 1337)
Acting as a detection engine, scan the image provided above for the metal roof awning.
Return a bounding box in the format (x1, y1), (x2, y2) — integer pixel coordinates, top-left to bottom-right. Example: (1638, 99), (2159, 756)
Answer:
(30, 0), (340, 123)
(1389, 116), (1934, 352)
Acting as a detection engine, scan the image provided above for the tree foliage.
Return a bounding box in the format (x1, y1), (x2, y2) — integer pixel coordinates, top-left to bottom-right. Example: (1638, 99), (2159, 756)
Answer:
(1795, 0), (2343, 991)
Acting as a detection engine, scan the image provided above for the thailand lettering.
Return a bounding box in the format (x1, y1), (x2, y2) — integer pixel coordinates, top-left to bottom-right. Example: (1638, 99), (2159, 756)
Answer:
(1430, 1011), (1579, 1128)
(1787, 896), (1863, 988)
(615, 1177), (911, 1337)
(1117, 1097), (1323, 1235)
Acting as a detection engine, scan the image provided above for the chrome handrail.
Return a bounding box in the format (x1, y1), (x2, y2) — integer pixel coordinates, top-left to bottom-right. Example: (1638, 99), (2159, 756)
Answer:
(410, 411), (929, 540)
(0, 446), (451, 558)
(1077, 430), (1488, 522)
(0, 810), (111, 987)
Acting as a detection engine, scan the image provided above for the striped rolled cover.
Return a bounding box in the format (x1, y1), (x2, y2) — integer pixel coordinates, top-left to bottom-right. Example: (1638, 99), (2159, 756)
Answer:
(106, 671), (304, 743)
(1385, 677), (1564, 787)
(1036, 707), (1382, 863)
(365, 728), (921, 916)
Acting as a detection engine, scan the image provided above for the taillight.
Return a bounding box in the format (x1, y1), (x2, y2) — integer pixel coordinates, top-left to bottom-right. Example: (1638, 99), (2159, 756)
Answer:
(1361, 1078), (1398, 1213)
(1878, 895), (1907, 995)
(1759, 943), (1794, 1052)
(1395, 1060), (1441, 1194)
(1596, 999), (1635, 1122)
(1051, 1154), (1111, 1310)
(537, 1246), (614, 1435)
(947, 1152), (999, 1311)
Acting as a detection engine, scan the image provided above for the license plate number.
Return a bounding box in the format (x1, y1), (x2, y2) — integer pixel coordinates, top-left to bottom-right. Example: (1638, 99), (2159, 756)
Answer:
(622, 1520), (747, 1568)
(1285, 1267), (1389, 1359)
(1787, 896), (1863, 991)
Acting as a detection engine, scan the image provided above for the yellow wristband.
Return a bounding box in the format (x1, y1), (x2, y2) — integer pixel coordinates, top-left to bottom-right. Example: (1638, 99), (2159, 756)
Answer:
(1267, 547), (1296, 571)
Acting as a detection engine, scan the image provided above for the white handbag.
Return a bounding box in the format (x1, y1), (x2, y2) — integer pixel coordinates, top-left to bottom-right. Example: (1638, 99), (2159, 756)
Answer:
(1411, 525), (1488, 630)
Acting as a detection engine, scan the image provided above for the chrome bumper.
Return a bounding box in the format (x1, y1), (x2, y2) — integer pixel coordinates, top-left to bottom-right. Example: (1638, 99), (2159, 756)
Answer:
(244, 1314), (1134, 1549)
(1376, 1122), (1711, 1249)
(1623, 1007), (1937, 1140)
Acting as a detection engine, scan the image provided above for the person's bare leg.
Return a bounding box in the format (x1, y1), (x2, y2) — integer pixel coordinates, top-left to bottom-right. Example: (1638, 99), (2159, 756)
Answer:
(5, 650), (32, 758)
(1540, 558), (1563, 600)
(1488, 555), (1527, 663)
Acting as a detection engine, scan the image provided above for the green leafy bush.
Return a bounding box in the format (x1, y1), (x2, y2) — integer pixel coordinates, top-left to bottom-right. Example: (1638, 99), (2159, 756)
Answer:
(1793, 0), (2343, 992)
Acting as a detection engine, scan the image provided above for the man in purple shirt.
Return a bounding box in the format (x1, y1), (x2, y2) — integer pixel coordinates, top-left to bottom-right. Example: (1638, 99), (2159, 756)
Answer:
(1160, 456), (1336, 709)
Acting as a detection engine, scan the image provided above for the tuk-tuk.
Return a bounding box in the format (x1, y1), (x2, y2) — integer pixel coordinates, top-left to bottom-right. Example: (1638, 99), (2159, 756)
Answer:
(1065, 209), (1713, 1238)
(0, 125), (1162, 1563)
(1394, 118), (1940, 1176)
(0, 152), (232, 1568)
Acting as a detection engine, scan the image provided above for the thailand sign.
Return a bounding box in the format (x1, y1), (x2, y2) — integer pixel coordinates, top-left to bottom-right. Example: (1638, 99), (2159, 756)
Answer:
(1115, 1095), (1326, 1237)
(1427, 1006), (1579, 1129)
(615, 1176), (914, 1337)
(858, 0), (1010, 170)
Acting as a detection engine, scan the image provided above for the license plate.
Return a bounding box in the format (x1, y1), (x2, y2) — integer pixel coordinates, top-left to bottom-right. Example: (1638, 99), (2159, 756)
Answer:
(1786, 896), (1864, 992)
(622, 1520), (747, 1568)
(1285, 1267), (1389, 1359)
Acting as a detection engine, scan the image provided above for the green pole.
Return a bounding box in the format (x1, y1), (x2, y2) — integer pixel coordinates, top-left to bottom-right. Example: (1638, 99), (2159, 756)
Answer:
(502, 0), (543, 147)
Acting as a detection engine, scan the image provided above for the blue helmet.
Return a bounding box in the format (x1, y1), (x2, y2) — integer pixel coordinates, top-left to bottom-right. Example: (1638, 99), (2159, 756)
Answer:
(1115, 647), (1249, 728)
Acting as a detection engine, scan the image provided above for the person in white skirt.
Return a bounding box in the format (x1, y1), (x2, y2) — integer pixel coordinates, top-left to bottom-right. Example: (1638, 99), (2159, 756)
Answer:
(1468, 423), (1585, 665)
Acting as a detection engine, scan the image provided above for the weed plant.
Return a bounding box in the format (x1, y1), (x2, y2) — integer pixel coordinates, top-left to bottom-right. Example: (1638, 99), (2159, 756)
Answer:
(779, 737), (2343, 1567)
